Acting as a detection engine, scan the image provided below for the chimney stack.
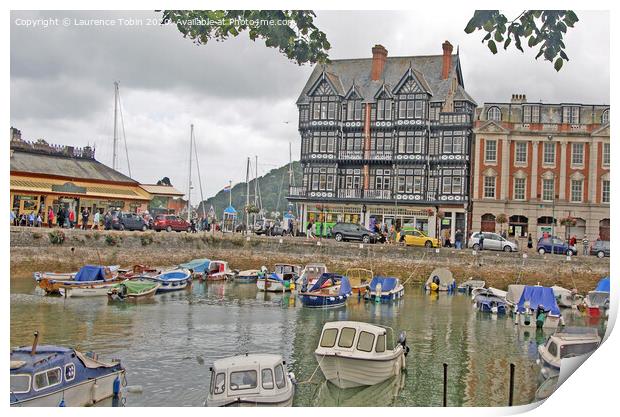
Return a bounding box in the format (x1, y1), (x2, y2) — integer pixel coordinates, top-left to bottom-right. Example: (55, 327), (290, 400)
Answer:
(442, 41), (454, 80)
(371, 44), (388, 81)
(510, 94), (527, 103)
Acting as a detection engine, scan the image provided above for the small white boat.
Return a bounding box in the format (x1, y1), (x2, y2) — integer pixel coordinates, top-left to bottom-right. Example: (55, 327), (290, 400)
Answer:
(144, 268), (192, 292)
(363, 276), (405, 303)
(235, 270), (260, 283)
(551, 285), (584, 308)
(314, 321), (409, 389)
(471, 287), (507, 302)
(425, 268), (456, 292)
(457, 279), (486, 293)
(257, 264), (301, 292)
(59, 283), (117, 298)
(205, 353), (295, 407)
(33, 265), (120, 282)
(204, 261), (235, 281)
(537, 327), (601, 379)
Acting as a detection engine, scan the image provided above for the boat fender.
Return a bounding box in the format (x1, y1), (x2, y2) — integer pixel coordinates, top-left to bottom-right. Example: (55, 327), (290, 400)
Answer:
(91, 382), (99, 403)
(113, 376), (121, 398)
(58, 398), (66, 407)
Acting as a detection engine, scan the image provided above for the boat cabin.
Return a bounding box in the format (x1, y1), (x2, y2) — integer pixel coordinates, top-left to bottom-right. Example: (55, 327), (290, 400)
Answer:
(538, 328), (600, 378)
(317, 321), (392, 356)
(274, 264), (301, 280)
(207, 354), (292, 406)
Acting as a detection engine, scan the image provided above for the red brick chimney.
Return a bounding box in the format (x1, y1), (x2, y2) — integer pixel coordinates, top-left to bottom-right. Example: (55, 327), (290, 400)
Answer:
(371, 44), (388, 81)
(442, 41), (453, 80)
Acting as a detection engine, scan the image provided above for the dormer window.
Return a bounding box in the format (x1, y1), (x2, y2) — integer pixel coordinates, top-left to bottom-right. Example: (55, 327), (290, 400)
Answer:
(346, 100), (362, 121)
(601, 109), (610, 125)
(487, 107), (501, 121)
(377, 99), (392, 120)
(562, 106), (580, 124)
(523, 105), (540, 123)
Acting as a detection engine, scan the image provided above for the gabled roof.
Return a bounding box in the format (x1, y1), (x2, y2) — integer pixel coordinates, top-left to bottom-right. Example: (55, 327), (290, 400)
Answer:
(10, 150), (136, 184)
(297, 54), (475, 105)
(473, 120), (510, 134)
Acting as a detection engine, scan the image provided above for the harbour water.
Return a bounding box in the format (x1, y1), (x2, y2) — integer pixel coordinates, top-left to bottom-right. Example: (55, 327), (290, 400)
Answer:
(10, 274), (605, 407)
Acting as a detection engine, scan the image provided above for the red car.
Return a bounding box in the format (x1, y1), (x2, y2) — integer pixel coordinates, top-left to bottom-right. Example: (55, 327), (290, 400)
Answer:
(153, 215), (191, 232)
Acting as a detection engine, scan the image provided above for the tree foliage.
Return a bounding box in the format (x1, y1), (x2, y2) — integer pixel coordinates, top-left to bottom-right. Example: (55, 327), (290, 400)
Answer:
(156, 176), (172, 186)
(161, 10), (330, 65)
(464, 10), (579, 71)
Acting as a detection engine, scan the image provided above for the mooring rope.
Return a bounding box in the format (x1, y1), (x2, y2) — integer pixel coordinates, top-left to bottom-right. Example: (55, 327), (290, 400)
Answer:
(402, 252), (426, 286)
(296, 352), (326, 385)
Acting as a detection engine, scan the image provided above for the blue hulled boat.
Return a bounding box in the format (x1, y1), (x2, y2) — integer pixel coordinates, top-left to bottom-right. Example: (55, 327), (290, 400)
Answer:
(235, 269), (260, 283)
(179, 259), (211, 278)
(145, 268), (192, 292)
(10, 333), (125, 407)
(474, 294), (508, 314)
(299, 273), (352, 308)
(364, 276), (405, 303)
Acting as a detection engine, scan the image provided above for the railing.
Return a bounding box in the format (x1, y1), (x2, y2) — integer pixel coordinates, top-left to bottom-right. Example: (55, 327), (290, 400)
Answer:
(369, 150), (393, 160)
(338, 150), (364, 160)
(337, 189), (362, 199)
(364, 189), (392, 200)
(288, 186), (307, 197)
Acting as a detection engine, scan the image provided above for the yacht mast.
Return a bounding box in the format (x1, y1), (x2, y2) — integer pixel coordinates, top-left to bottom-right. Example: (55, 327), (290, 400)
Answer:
(245, 157), (250, 228)
(187, 124), (193, 222)
(112, 82), (119, 170)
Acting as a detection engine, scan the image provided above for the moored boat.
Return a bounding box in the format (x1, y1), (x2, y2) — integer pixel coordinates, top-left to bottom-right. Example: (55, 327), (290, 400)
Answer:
(346, 268), (373, 295)
(144, 269), (192, 292)
(10, 332), (125, 407)
(204, 260), (235, 281)
(425, 268), (456, 292)
(474, 294), (508, 314)
(205, 353), (295, 407)
(537, 327), (601, 379)
(299, 273), (352, 308)
(107, 279), (159, 302)
(296, 263), (328, 287)
(235, 269), (260, 283)
(37, 265), (121, 294)
(584, 277), (610, 318)
(257, 264), (301, 292)
(33, 265), (120, 283)
(364, 276), (405, 303)
(551, 285), (584, 308)
(514, 285), (564, 329)
(458, 279), (486, 293)
(179, 258), (211, 279)
(314, 321), (409, 389)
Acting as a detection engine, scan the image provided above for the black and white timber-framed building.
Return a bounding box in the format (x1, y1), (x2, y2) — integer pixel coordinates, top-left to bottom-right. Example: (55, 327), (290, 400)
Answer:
(288, 42), (477, 240)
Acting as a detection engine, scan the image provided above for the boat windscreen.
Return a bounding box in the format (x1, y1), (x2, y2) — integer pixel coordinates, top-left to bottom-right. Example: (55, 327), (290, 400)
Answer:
(369, 276), (398, 292)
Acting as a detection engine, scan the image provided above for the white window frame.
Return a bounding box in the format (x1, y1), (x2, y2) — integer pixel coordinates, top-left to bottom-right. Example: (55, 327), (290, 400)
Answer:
(485, 140), (497, 163)
(603, 143), (610, 167)
(487, 107), (501, 121)
(571, 143), (584, 166)
(602, 180), (610, 203)
(515, 142), (528, 165)
(514, 177), (526, 201)
(570, 179), (583, 203)
(33, 367), (62, 392)
(601, 109), (610, 125)
(10, 374), (31, 394)
(483, 176), (496, 199)
(543, 142), (556, 165)
(542, 179), (555, 202)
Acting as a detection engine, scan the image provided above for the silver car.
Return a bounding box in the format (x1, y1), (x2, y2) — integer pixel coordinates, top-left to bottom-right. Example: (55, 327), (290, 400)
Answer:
(468, 232), (519, 252)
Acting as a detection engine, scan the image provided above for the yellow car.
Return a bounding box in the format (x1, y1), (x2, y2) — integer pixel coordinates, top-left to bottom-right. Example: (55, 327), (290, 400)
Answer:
(397, 228), (440, 248)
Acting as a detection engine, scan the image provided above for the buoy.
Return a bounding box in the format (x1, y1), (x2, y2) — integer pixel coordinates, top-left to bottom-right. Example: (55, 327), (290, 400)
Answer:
(113, 376), (121, 398)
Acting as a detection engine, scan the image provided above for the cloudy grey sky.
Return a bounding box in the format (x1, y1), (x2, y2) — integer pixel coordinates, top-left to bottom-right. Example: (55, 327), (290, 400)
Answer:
(10, 10), (609, 204)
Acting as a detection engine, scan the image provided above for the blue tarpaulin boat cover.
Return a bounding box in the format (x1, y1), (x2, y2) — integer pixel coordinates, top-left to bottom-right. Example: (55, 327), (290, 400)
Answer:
(595, 276), (610, 293)
(74, 265), (107, 282)
(308, 273), (344, 292)
(338, 276), (352, 296)
(517, 286), (561, 316)
(179, 259), (210, 273)
(158, 270), (190, 281)
(369, 276), (399, 293)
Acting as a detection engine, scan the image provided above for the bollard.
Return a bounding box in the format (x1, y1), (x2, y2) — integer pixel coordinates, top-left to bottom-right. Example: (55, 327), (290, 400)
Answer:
(508, 363), (515, 406)
(443, 363), (448, 407)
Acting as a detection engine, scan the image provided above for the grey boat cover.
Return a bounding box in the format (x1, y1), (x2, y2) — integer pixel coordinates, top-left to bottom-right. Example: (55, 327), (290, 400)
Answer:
(426, 268), (453, 286)
(506, 284), (526, 305)
(75, 350), (117, 369)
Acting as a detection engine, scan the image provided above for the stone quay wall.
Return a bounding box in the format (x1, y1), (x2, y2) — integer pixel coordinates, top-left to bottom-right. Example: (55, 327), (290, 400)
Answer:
(10, 227), (609, 291)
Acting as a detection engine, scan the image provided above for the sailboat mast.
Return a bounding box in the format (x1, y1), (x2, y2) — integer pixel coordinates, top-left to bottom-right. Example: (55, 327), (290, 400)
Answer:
(245, 157), (250, 227)
(288, 142), (294, 187)
(229, 180), (232, 207)
(112, 81), (119, 170)
(187, 124), (193, 222)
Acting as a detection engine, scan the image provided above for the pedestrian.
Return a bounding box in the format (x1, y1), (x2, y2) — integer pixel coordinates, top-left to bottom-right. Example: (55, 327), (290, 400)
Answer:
(569, 235), (577, 247)
(10, 210), (16, 226)
(104, 211), (112, 230)
(47, 207), (54, 228)
(389, 225), (396, 244)
(478, 231), (485, 251)
(92, 210), (100, 230)
(28, 212), (35, 227)
(81, 208), (90, 230)
(68, 209), (75, 229)
(455, 229), (463, 250)
(527, 233), (533, 250)
(57, 207), (64, 228)
(190, 218), (197, 233)
(442, 228), (451, 247)
(36, 213), (42, 227)
(306, 220), (315, 240)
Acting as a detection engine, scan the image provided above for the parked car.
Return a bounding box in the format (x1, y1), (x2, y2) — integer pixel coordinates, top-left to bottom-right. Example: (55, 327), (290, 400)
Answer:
(590, 240), (610, 258)
(396, 228), (440, 248)
(253, 220), (287, 236)
(153, 214), (191, 232)
(537, 237), (577, 256)
(111, 211), (148, 231)
(468, 232), (519, 252)
(331, 222), (378, 244)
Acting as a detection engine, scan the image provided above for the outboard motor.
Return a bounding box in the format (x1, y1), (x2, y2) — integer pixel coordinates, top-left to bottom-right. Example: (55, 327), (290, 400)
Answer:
(398, 331), (410, 356)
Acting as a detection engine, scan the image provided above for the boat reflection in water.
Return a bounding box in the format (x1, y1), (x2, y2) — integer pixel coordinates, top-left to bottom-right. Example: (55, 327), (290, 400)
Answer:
(313, 373), (405, 407)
